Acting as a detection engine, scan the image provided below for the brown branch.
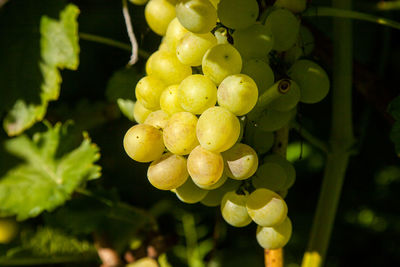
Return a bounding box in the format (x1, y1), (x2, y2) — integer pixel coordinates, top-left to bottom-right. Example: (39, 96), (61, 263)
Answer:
(0, 0), (9, 8)
(122, 0), (139, 65)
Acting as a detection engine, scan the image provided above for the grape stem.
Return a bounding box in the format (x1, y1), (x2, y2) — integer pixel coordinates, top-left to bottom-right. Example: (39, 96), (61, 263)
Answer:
(301, 0), (355, 266)
(122, 0), (139, 65)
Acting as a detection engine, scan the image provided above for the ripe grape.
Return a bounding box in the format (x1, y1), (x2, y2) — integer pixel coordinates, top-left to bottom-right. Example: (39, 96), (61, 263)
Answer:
(187, 145), (224, 188)
(135, 76), (166, 110)
(247, 128), (274, 155)
(133, 101), (152, 124)
(246, 188), (288, 227)
(217, 74), (258, 116)
(176, 32), (217, 66)
(163, 112), (199, 155)
(221, 191), (252, 227)
(233, 23), (274, 59)
(194, 173), (228, 190)
(175, 177), (208, 203)
(241, 59), (274, 95)
(196, 106), (240, 152)
(165, 18), (189, 51)
(129, 0), (149, 6)
(202, 44), (242, 85)
(176, 0), (217, 33)
(265, 8), (300, 51)
(257, 108), (296, 132)
(178, 74), (217, 114)
(0, 219), (18, 244)
(144, 110), (170, 130)
(256, 217), (292, 249)
(201, 178), (241, 207)
(145, 0), (176, 36)
(147, 50), (192, 85)
(147, 153), (188, 190)
(269, 80), (301, 112)
(126, 257), (159, 267)
(218, 0), (259, 30)
(288, 59), (330, 104)
(222, 143), (258, 180)
(160, 84), (186, 115)
(274, 0), (307, 13)
(123, 124), (164, 163)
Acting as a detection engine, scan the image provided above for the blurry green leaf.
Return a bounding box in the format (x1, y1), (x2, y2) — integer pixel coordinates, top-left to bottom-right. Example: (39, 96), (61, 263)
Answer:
(117, 99), (136, 121)
(0, 122), (101, 221)
(106, 67), (143, 101)
(0, 1), (79, 136)
(388, 96), (400, 155)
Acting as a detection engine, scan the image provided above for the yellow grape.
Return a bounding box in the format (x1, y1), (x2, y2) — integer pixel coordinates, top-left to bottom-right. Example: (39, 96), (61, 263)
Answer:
(175, 177), (208, 203)
(163, 112), (199, 155)
(218, 0), (259, 30)
(123, 124), (164, 163)
(178, 74), (217, 114)
(256, 217), (292, 249)
(246, 188), (288, 227)
(187, 145), (224, 188)
(202, 44), (242, 85)
(133, 101), (152, 124)
(196, 106), (240, 152)
(176, 0), (217, 33)
(221, 191), (252, 227)
(147, 153), (188, 190)
(144, 110), (170, 130)
(217, 74), (258, 116)
(222, 143), (258, 180)
(145, 0), (176, 36)
(176, 32), (217, 66)
(210, 0), (220, 9)
(160, 84), (186, 115)
(0, 219), (18, 244)
(194, 173), (227, 190)
(135, 76), (166, 110)
(165, 18), (189, 51)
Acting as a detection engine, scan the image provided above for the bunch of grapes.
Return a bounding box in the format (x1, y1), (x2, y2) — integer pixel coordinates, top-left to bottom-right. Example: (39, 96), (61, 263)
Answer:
(125, 0), (330, 250)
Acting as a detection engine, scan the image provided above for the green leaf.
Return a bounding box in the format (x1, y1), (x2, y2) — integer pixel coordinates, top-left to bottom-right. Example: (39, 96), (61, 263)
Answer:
(0, 1), (80, 136)
(117, 99), (136, 121)
(0, 122), (101, 221)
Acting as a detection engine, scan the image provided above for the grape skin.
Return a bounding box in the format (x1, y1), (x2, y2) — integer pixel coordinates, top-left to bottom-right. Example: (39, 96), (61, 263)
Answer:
(222, 143), (258, 180)
(246, 188), (288, 227)
(160, 84), (186, 115)
(123, 124), (165, 163)
(256, 217), (292, 249)
(269, 80), (301, 112)
(163, 112), (199, 155)
(221, 191), (252, 227)
(201, 178), (241, 207)
(242, 59), (274, 95)
(133, 101), (152, 124)
(176, 0), (217, 33)
(144, 110), (170, 130)
(218, 0), (259, 30)
(274, 0), (307, 13)
(247, 128), (274, 155)
(135, 76), (166, 110)
(257, 108), (296, 132)
(194, 173), (227, 190)
(145, 0), (176, 36)
(176, 32), (217, 66)
(165, 18), (189, 52)
(148, 153), (188, 190)
(175, 177), (208, 203)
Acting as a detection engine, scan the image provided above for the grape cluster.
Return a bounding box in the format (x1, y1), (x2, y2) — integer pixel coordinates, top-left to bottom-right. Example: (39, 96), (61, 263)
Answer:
(125, 0), (330, 250)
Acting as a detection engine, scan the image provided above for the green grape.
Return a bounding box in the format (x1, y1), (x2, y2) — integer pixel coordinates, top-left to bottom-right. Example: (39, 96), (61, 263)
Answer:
(252, 154), (295, 192)
(176, 32), (217, 66)
(196, 106), (240, 152)
(247, 128), (274, 155)
(146, 53), (155, 75)
(178, 74), (217, 114)
(214, 27), (229, 44)
(246, 188), (288, 227)
(284, 26), (315, 64)
(201, 178), (241, 207)
(147, 50), (192, 85)
(187, 145), (224, 188)
(135, 76), (166, 110)
(202, 44), (242, 85)
(278, 189), (288, 199)
(145, 0), (176, 36)
(129, 0), (149, 6)
(242, 59), (274, 95)
(274, 0), (307, 13)
(176, 0), (217, 33)
(217, 74), (258, 116)
(194, 173), (228, 190)
(221, 191), (252, 227)
(0, 219), (18, 244)
(287, 59), (330, 104)
(144, 110), (170, 130)
(175, 177), (208, 203)
(123, 124), (165, 163)
(269, 80), (301, 112)
(256, 217), (292, 249)
(147, 153), (188, 190)
(163, 112), (199, 155)
(165, 18), (189, 51)
(126, 257), (159, 267)
(265, 8), (300, 51)
(210, 0), (219, 9)
(218, 0), (259, 30)
(233, 23), (274, 59)
(160, 84), (186, 115)
(257, 108), (296, 132)
(222, 143), (258, 180)
(133, 101), (152, 124)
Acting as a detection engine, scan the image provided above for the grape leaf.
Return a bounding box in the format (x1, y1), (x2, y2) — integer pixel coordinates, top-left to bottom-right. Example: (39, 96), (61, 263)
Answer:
(388, 95), (400, 155)
(0, 1), (79, 136)
(0, 122), (101, 221)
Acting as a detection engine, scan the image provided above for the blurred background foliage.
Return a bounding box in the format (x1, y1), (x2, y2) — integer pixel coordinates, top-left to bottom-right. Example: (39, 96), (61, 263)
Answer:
(0, 0), (399, 266)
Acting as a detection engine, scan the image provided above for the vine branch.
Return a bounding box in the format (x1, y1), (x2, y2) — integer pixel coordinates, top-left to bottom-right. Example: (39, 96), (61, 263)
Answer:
(122, 0), (139, 65)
